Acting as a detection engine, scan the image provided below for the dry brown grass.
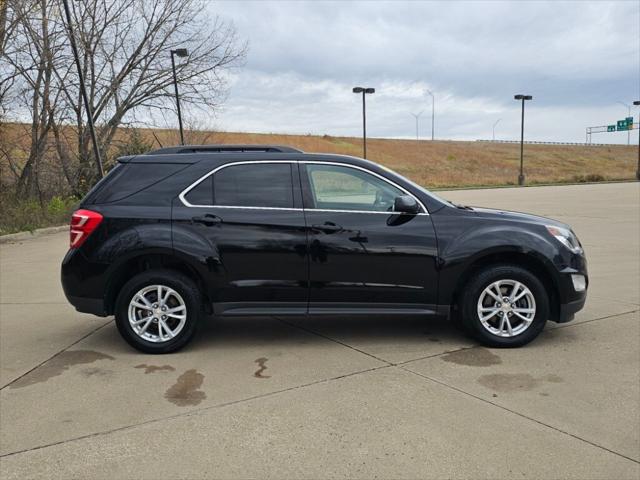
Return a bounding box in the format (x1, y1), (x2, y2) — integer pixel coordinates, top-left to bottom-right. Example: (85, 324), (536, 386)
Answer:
(147, 129), (636, 188)
(2, 123), (636, 189)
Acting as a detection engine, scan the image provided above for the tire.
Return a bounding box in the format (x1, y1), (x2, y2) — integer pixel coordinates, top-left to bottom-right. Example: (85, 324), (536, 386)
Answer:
(115, 269), (203, 354)
(459, 265), (549, 348)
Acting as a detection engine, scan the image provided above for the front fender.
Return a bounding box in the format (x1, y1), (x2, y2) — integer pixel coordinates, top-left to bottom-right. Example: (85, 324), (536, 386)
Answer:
(437, 223), (562, 305)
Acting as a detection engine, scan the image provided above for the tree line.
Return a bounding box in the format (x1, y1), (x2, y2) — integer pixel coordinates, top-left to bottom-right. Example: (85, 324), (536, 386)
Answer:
(0, 0), (246, 202)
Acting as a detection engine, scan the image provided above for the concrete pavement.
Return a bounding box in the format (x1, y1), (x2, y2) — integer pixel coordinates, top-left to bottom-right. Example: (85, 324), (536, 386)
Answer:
(1, 182), (638, 479)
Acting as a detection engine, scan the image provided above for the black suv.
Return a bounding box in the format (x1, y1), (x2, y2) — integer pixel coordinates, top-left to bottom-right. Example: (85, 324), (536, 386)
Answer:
(61, 145), (588, 353)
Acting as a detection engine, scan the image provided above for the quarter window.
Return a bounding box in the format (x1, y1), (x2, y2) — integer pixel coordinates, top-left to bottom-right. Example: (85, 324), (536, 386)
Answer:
(213, 163), (294, 208)
(184, 176), (212, 205)
(306, 164), (405, 212)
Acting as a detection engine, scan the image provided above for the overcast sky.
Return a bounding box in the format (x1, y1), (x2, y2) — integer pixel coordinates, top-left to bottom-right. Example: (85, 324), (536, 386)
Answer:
(208, 0), (639, 144)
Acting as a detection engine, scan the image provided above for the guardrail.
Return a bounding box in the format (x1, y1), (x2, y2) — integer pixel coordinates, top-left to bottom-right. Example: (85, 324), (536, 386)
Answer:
(475, 140), (625, 147)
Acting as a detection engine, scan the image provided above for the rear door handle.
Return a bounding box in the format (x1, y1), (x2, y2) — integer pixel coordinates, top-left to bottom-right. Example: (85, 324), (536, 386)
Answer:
(192, 214), (221, 226)
(312, 222), (342, 233)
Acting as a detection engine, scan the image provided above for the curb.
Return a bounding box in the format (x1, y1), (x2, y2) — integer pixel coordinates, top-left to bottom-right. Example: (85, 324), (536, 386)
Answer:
(431, 179), (638, 192)
(0, 225), (68, 244)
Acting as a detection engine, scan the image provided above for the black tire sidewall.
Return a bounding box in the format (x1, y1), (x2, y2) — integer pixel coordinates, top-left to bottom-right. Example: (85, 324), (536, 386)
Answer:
(115, 270), (202, 354)
(461, 265), (549, 348)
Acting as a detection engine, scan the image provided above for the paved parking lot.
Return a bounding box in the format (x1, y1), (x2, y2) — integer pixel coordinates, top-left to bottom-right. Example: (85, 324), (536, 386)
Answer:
(1, 182), (638, 479)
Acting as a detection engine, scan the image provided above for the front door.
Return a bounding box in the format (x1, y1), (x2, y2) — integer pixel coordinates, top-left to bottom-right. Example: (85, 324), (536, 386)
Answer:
(172, 161), (308, 315)
(300, 162), (439, 314)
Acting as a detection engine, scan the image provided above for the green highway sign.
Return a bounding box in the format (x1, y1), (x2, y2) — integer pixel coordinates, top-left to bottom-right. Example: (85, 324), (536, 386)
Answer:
(616, 117), (634, 131)
(607, 125), (616, 132)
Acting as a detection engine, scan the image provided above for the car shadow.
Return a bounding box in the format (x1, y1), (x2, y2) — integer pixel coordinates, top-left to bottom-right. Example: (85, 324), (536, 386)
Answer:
(187, 314), (472, 352)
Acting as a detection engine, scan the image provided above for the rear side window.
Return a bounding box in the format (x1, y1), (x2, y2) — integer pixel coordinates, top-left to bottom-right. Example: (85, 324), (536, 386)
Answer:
(184, 176), (213, 205)
(87, 163), (184, 204)
(212, 163), (293, 208)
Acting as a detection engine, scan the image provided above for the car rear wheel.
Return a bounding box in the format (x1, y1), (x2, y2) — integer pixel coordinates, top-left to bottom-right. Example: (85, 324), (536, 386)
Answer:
(460, 265), (549, 347)
(115, 270), (202, 353)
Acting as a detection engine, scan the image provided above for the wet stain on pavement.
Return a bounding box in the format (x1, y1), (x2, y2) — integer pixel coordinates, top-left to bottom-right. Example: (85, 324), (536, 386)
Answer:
(164, 369), (206, 406)
(441, 347), (501, 367)
(254, 357), (271, 379)
(135, 364), (175, 374)
(81, 367), (113, 378)
(478, 373), (564, 393)
(544, 374), (563, 383)
(10, 350), (114, 389)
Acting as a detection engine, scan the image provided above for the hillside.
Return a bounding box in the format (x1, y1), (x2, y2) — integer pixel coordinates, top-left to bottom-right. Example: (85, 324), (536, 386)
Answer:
(1, 123), (636, 189)
(146, 129), (636, 188)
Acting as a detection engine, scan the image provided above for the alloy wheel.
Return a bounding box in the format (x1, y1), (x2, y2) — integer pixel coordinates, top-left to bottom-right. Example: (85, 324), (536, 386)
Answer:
(128, 284), (187, 343)
(476, 279), (536, 338)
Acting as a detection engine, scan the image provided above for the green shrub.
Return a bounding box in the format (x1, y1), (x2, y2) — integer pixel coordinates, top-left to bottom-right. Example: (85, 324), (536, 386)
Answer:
(0, 191), (78, 235)
(116, 129), (153, 157)
(571, 174), (606, 183)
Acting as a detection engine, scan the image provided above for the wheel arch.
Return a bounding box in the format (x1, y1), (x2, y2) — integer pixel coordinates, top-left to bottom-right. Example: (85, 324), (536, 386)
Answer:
(450, 250), (561, 321)
(104, 253), (211, 315)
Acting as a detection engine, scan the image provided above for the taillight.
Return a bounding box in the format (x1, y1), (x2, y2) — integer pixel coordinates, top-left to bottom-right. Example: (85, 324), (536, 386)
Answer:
(70, 209), (103, 248)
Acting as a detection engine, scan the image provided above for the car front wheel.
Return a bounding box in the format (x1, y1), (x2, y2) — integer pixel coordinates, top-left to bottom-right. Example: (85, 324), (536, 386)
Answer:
(115, 270), (202, 353)
(460, 265), (549, 347)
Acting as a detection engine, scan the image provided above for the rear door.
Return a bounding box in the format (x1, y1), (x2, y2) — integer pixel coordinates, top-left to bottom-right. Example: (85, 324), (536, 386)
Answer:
(300, 161), (439, 314)
(172, 161), (309, 315)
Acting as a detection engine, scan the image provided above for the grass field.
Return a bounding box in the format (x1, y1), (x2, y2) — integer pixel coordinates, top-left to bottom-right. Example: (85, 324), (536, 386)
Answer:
(2, 123), (637, 189)
(148, 129), (637, 188)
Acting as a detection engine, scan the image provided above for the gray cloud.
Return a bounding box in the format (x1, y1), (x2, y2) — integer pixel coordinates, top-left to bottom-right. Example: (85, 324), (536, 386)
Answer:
(207, 0), (639, 143)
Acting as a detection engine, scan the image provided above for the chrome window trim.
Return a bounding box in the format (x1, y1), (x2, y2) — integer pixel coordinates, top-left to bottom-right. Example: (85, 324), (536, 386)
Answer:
(179, 160), (296, 208)
(300, 161), (428, 215)
(178, 159), (429, 215)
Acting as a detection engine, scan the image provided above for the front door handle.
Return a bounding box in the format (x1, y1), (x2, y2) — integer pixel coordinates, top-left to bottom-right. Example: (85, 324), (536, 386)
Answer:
(192, 214), (222, 226)
(312, 222), (342, 233)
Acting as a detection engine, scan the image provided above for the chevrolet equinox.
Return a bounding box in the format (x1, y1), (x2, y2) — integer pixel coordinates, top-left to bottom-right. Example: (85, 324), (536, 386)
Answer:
(61, 145), (588, 353)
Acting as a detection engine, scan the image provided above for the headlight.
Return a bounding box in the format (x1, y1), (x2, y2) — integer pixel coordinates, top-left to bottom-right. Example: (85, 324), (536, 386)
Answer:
(546, 225), (583, 254)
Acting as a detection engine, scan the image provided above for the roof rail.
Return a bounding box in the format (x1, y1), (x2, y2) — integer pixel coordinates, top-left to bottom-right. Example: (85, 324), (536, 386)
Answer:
(146, 144), (303, 155)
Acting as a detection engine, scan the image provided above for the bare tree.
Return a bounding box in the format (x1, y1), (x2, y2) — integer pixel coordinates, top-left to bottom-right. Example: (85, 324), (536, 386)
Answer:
(55, 0), (246, 191)
(1, 0), (71, 199)
(2, 0), (246, 197)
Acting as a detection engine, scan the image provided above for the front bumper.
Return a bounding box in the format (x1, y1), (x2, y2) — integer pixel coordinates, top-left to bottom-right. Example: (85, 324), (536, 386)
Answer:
(556, 294), (587, 323)
(65, 294), (108, 316)
(551, 255), (588, 323)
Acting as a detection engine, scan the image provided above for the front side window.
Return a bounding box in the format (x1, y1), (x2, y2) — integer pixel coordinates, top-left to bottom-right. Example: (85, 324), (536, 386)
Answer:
(213, 163), (294, 208)
(306, 164), (405, 212)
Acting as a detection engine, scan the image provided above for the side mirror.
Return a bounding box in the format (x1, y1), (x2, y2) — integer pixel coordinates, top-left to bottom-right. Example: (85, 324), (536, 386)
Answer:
(393, 195), (420, 214)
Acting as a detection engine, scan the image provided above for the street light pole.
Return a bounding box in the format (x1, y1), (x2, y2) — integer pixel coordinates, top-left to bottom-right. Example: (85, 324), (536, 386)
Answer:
(170, 48), (189, 145)
(633, 100), (640, 181)
(426, 90), (435, 140)
(353, 87), (375, 158)
(514, 94), (533, 186)
(492, 118), (502, 141)
(411, 111), (423, 141)
(618, 101), (632, 145)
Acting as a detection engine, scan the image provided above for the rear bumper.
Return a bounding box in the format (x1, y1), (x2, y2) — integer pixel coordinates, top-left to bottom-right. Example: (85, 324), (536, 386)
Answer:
(61, 248), (109, 316)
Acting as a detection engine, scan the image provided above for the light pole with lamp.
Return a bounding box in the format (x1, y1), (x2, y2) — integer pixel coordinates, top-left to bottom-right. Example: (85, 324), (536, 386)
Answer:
(170, 48), (189, 145)
(633, 100), (639, 181)
(514, 94), (533, 186)
(353, 87), (375, 158)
